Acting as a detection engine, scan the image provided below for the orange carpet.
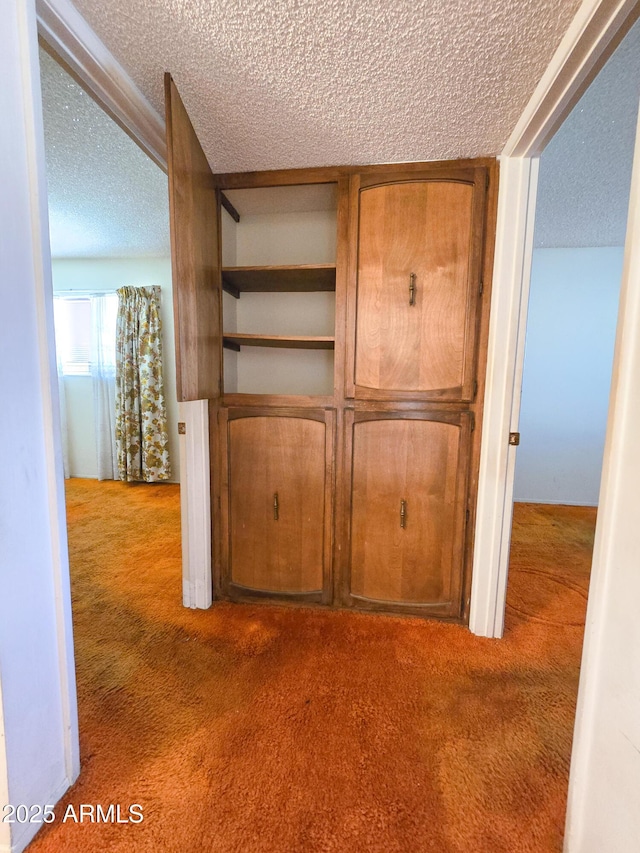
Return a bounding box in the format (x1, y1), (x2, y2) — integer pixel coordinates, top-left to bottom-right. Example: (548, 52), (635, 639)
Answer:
(28, 484), (595, 853)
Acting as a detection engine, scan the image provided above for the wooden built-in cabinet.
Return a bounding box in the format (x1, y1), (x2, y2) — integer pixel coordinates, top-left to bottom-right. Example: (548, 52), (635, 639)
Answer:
(221, 264), (336, 296)
(222, 264), (337, 357)
(165, 74), (498, 623)
(345, 411), (472, 617)
(219, 409), (334, 603)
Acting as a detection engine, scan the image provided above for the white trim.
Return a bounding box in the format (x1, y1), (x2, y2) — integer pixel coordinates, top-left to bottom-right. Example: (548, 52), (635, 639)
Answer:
(179, 401), (212, 609)
(513, 499), (600, 508)
(564, 98), (640, 853)
(35, 0), (166, 170)
(0, 678), (9, 853)
(504, 0), (639, 156)
(469, 157), (539, 637)
(19, 0), (80, 788)
(0, 0), (79, 846)
(9, 776), (72, 852)
(470, 0), (639, 637)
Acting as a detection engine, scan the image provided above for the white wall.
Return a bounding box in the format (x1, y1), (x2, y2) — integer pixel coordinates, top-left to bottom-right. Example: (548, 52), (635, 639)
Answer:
(222, 208), (337, 395)
(234, 291), (335, 395)
(63, 376), (95, 476)
(52, 257), (180, 482)
(0, 2), (79, 849)
(235, 210), (336, 265)
(565, 105), (640, 853)
(513, 246), (623, 505)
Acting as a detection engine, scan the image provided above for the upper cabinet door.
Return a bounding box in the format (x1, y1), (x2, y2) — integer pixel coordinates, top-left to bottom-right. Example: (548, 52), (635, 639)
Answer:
(165, 73), (221, 402)
(351, 169), (487, 401)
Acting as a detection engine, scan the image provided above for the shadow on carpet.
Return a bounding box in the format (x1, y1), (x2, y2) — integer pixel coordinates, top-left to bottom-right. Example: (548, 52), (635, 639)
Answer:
(28, 484), (593, 853)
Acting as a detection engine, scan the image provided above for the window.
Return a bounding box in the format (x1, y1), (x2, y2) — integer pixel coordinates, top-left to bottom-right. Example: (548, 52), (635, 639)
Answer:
(53, 294), (118, 376)
(53, 297), (91, 375)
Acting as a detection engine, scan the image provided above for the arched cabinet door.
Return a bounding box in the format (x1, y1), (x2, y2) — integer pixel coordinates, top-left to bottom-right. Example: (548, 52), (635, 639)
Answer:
(219, 409), (334, 603)
(349, 167), (487, 402)
(346, 411), (472, 617)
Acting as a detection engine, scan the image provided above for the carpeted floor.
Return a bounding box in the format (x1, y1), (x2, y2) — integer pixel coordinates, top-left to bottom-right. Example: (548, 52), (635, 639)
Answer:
(28, 482), (595, 852)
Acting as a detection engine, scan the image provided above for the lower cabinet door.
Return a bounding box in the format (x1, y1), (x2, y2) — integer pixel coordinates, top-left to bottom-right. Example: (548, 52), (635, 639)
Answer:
(221, 410), (333, 602)
(347, 411), (472, 617)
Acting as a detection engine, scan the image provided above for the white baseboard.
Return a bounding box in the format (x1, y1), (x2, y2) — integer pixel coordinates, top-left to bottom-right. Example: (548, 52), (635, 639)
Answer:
(178, 400), (212, 609)
(513, 499), (598, 507)
(9, 776), (72, 853)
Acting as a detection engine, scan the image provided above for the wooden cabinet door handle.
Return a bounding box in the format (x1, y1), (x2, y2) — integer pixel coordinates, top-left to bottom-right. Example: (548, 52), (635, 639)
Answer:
(400, 499), (407, 528)
(409, 273), (416, 306)
(273, 492), (279, 521)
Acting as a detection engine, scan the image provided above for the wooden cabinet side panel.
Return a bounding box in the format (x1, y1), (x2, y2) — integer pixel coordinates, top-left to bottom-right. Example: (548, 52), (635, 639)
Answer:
(165, 74), (221, 402)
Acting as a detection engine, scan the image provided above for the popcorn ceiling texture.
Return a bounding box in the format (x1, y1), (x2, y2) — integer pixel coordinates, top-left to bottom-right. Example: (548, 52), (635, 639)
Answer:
(534, 16), (640, 248)
(39, 48), (170, 258)
(70, 0), (583, 173)
(39, 3), (638, 257)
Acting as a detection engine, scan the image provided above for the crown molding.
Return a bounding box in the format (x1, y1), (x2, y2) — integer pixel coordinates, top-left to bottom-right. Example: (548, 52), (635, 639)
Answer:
(36, 0), (166, 170)
(504, 0), (640, 157)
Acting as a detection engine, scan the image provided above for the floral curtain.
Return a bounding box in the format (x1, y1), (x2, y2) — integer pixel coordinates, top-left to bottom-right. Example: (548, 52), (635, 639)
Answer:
(115, 286), (171, 482)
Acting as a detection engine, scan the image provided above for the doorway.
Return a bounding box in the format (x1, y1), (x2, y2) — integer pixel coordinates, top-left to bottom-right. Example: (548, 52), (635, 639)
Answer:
(506, 15), (640, 629)
(506, 15), (640, 630)
(38, 45), (180, 488)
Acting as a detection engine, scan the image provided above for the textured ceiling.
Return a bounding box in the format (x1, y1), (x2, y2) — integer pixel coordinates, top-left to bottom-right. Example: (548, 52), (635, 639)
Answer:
(40, 2), (640, 258)
(40, 47), (170, 258)
(70, 0), (582, 173)
(534, 16), (640, 248)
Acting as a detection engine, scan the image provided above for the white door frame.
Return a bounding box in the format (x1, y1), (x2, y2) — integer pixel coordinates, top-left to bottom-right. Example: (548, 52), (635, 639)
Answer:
(2, 0), (80, 849)
(563, 98), (640, 853)
(469, 0), (640, 637)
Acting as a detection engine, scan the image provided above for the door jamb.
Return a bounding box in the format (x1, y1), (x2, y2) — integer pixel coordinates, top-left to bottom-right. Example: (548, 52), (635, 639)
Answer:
(469, 0), (640, 637)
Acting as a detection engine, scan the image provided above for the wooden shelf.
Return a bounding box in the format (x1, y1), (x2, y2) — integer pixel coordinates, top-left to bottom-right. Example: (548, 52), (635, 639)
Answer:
(222, 264), (336, 297)
(223, 334), (335, 351)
